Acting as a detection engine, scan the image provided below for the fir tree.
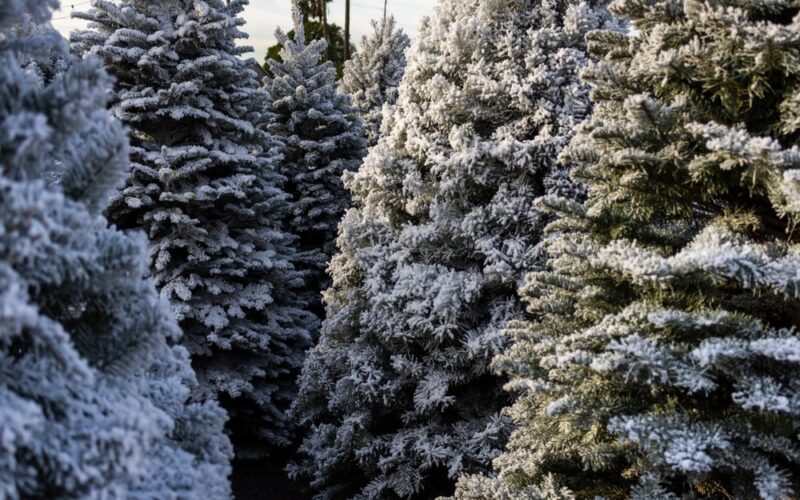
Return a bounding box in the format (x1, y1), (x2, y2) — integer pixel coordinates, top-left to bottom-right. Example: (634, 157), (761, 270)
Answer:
(0, 3), (231, 498)
(264, 0), (353, 78)
(457, 0), (800, 497)
(71, 0), (316, 455)
(340, 15), (410, 147)
(265, 21), (352, 79)
(265, 1), (367, 307)
(289, 0), (612, 497)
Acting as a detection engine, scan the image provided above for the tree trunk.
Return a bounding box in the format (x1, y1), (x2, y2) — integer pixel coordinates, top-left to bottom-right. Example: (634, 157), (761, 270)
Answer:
(321, 0), (331, 60)
(344, 0), (351, 61)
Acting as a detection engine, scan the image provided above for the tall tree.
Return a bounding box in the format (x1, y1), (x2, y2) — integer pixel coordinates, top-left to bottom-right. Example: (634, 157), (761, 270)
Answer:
(265, 1), (367, 313)
(288, 0), (614, 497)
(455, 0), (800, 497)
(72, 0), (316, 456)
(340, 15), (410, 146)
(0, 2), (231, 498)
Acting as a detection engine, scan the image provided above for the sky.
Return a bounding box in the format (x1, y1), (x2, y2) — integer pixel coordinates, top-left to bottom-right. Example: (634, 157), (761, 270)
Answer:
(51, 0), (436, 62)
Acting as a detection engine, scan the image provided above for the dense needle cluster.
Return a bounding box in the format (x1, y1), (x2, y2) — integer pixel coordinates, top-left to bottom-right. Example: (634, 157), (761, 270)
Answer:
(340, 15), (410, 146)
(265, 1), (367, 308)
(72, 0), (316, 455)
(289, 0), (615, 497)
(457, 0), (800, 497)
(4, 0), (800, 498)
(0, 2), (231, 497)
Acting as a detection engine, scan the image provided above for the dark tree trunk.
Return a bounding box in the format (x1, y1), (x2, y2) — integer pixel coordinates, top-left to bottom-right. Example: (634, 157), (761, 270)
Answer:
(320, 0), (330, 60)
(344, 0), (351, 61)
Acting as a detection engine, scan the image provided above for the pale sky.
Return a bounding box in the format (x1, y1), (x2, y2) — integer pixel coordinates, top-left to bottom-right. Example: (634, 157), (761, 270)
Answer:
(51, 0), (436, 61)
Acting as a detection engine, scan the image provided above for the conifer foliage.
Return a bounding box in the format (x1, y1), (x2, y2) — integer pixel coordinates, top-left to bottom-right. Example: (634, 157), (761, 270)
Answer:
(340, 14), (410, 146)
(457, 0), (800, 497)
(289, 0), (612, 497)
(72, 0), (315, 455)
(0, 2), (231, 498)
(265, 1), (367, 299)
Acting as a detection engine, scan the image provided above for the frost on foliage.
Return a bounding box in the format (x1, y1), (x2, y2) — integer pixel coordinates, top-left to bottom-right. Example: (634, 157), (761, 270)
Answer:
(265, 0), (367, 307)
(0, 5), (231, 498)
(72, 0), (316, 455)
(484, 0), (800, 497)
(0, 0), (57, 29)
(341, 15), (410, 146)
(289, 0), (606, 497)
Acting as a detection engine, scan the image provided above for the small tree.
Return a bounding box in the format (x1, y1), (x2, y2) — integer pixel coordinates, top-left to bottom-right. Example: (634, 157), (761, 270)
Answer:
(340, 15), (410, 146)
(0, 3), (231, 498)
(265, 1), (367, 308)
(72, 0), (316, 455)
(459, 0), (800, 497)
(289, 0), (614, 497)
(264, 0), (353, 78)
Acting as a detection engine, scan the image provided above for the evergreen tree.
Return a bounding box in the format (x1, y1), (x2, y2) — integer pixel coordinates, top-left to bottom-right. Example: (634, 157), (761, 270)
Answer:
(265, 21), (351, 79)
(340, 15), (410, 147)
(264, 0), (353, 78)
(0, 3), (231, 498)
(265, 1), (367, 307)
(71, 0), (316, 455)
(456, 0), (800, 497)
(289, 0), (613, 497)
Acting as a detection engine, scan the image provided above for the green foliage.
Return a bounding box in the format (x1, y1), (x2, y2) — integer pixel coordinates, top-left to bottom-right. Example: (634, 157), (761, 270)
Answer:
(298, 0), (332, 18)
(265, 20), (353, 78)
(481, 0), (800, 498)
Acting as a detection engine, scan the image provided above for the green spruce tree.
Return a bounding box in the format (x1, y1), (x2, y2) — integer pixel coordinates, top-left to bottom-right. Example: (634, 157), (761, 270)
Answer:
(456, 0), (800, 498)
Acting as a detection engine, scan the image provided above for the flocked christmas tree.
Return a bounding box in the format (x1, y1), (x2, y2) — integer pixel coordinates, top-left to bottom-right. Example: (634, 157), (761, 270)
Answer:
(265, 1), (367, 307)
(0, 2), (231, 498)
(454, 0), (800, 497)
(71, 0), (316, 455)
(289, 0), (614, 496)
(340, 14), (410, 146)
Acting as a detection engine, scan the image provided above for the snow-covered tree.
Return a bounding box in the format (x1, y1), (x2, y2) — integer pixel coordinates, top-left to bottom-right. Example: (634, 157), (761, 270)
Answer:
(340, 15), (410, 146)
(0, 3), (231, 498)
(71, 0), (316, 455)
(289, 0), (614, 497)
(456, 0), (800, 497)
(265, 1), (367, 303)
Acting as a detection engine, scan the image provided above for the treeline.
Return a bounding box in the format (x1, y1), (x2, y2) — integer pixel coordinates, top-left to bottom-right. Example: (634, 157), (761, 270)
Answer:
(1, 0), (799, 499)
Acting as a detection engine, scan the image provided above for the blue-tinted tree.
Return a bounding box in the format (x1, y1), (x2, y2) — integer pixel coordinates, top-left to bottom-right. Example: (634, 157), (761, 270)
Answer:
(0, 2), (231, 497)
(265, 1), (367, 311)
(72, 0), (316, 455)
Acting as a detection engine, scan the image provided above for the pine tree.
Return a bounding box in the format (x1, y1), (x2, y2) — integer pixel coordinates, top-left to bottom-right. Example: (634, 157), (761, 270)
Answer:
(289, 0), (613, 497)
(340, 15), (410, 146)
(71, 0), (316, 455)
(265, 1), (367, 307)
(457, 0), (800, 497)
(0, 3), (231, 498)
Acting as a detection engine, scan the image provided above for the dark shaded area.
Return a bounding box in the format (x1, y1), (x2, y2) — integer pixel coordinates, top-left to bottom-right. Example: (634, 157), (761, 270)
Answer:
(232, 454), (311, 500)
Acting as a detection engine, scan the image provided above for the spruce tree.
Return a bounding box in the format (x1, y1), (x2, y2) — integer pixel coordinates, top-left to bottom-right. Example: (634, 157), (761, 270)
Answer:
(265, 1), (367, 305)
(264, 0), (353, 78)
(456, 0), (800, 497)
(71, 0), (316, 455)
(0, 3), (231, 498)
(340, 15), (410, 146)
(289, 0), (613, 497)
